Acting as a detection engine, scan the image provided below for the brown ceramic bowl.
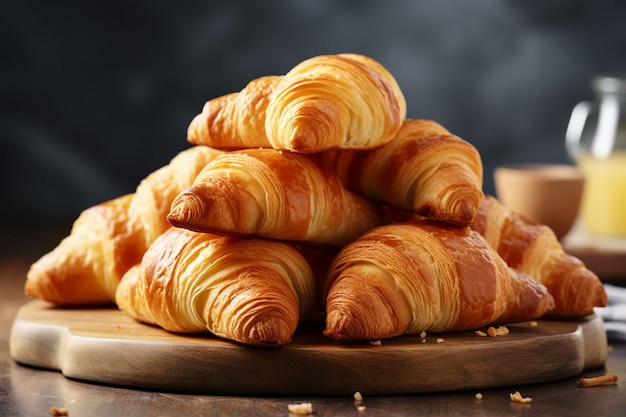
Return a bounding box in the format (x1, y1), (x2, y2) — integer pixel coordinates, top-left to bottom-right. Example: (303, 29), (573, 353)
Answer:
(494, 164), (585, 240)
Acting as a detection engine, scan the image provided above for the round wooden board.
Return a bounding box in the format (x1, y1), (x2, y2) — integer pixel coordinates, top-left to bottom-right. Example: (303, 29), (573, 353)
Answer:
(9, 301), (608, 396)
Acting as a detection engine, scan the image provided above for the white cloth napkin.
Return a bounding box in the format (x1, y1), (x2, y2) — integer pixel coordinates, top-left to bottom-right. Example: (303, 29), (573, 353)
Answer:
(595, 284), (626, 342)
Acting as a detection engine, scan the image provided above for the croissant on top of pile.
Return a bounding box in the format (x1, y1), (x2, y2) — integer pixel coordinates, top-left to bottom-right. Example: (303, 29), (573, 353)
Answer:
(25, 53), (607, 347)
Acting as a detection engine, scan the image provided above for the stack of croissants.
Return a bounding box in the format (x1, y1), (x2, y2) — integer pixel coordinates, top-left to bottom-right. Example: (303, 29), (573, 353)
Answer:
(25, 53), (607, 347)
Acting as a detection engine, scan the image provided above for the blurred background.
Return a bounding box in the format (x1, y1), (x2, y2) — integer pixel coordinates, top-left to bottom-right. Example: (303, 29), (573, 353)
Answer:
(2, 0), (626, 227)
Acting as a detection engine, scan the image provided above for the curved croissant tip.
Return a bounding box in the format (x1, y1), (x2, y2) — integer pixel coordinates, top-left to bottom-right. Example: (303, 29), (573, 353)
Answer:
(244, 315), (296, 347)
(324, 308), (397, 341)
(186, 118), (202, 145)
(167, 191), (207, 229)
(282, 102), (344, 152)
(420, 191), (482, 226)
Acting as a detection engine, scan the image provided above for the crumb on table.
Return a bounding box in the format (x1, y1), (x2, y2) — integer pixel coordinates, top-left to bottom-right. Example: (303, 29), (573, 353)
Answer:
(50, 406), (68, 416)
(288, 402), (313, 415)
(509, 391), (532, 403)
(578, 374), (619, 387)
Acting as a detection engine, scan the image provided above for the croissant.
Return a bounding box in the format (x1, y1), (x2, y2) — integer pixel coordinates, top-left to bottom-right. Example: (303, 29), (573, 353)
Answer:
(324, 221), (555, 341)
(264, 53), (407, 152)
(321, 119), (484, 226)
(187, 75), (282, 149)
(187, 54), (405, 153)
(25, 146), (223, 305)
(167, 148), (386, 247)
(115, 227), (322, 347)
(471, 195), (607, 317)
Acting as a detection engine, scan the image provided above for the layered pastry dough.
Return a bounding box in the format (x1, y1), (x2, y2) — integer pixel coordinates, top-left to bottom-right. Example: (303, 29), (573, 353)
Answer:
(321, 119), (483, 226)
(266, 53), (406, 152)
(471, 195), (607, 317)
(115, 227), (321, 346)
(188, 53), (406, 153)
(25, 146), (223, 305)
(187, 75), (281, 150)
(324, 221), (555, 341)
(167, 148), (386, 247)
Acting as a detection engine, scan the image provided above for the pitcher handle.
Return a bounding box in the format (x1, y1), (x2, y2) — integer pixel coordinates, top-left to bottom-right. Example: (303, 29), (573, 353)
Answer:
(565, 100), (590, 161)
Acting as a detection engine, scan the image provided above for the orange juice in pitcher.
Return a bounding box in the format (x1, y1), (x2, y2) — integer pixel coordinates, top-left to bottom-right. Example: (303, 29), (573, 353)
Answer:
(566, 74), (626, 236)
(577, 151), (626, 235)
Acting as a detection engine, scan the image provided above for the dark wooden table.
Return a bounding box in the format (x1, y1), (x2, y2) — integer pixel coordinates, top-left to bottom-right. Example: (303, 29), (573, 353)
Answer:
(1, 222), (625, 416)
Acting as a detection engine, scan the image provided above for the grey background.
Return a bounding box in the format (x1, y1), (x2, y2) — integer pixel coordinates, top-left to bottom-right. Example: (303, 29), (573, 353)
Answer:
(2, 0), (626, 223)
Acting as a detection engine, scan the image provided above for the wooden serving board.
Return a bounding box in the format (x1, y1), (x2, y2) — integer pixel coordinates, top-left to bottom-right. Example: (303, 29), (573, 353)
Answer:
(10, 301), (608, 396)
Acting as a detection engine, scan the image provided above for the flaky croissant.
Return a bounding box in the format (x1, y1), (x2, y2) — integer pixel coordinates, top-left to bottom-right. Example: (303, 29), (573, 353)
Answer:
(187, 54), (406, 153)
(25, 146), (223, 305)
(115, 227), (321, 347)
(321, 119), (484, 226)
(471, 195), (607, 317)
(324, 221), (554, 341)
(167, 148), (386, 247)
(187, 75), (282, 150)
(265, 53), (406, 152)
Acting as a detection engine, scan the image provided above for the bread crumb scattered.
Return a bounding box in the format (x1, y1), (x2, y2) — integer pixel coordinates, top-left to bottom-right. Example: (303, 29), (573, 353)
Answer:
(419, 331), (427, 339)
(529, 321), (538, 326)
(509, 391), (532, 403)
(436, 338), (444, 343)
(288, 403), (313, 415)
(370, 340), (382, 346)
(487, 326), (509, 337)
(354, 392), (363, 402)
(50, 407), (68, 416)
(475, 330), (487, 337)
(475, 392), (483, 400)
(357, 405), (366, 412)
(421, 338), (426, 343)
(577, 374), (618, 387)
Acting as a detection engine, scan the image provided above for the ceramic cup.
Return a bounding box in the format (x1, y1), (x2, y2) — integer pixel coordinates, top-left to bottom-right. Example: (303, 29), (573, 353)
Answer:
(493, 164), (585, 240)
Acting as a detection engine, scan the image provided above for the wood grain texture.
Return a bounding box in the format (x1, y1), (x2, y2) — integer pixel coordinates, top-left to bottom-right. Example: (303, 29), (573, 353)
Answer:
(9, 301), (607, 396)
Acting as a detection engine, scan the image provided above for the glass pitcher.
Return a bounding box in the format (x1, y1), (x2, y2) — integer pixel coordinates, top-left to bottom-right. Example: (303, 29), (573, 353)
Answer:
(565, 74), (626, 236)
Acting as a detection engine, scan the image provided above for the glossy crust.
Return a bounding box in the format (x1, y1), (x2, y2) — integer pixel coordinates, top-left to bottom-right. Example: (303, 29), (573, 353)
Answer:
(187, 76), (282, 149)
(24, 146), (223, 306)
(115, 227), (320, 347)
(167, 148), (386, 247)
(323, 221), (554, 341)
(265, 53), (406, 152)
(321, 119), (483, 226)
(187, 53), (405, 153)
(471, 195), (607, 317)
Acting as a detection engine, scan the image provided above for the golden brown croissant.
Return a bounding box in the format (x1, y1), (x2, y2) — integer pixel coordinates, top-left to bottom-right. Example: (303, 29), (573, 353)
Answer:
(471, 195), (607, 317)
(323, 221), (555, 341)
(115, 227), (321, 346)
(187, 75), (282, 149)
(321, 119), (484, 226)
(25, 146), (223, 305)
(167, 148), (387, 247)
(265, 53), (407, 152)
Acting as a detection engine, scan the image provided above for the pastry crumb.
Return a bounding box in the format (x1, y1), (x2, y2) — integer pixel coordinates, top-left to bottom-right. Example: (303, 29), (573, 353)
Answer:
(419, 331), (427, 339)
(475, 330), (487, 337)
(436, 337), (444, 343)
(370, 340), (382, 346)
(288, 403), (313, 415)
(487, 326), (509, 337)
(354, 391), (365, 411)
(50, 407), (68, 416)
(529, 321), (538, 326)
(475, 392), (483, 400)
(578, 374), (618, 387)
(510, 391), (532, 403)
